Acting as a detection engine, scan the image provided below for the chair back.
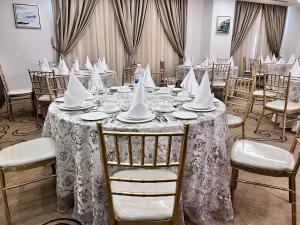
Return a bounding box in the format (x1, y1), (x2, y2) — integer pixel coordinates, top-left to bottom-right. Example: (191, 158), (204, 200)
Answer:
(211, 63), (231, 87)
(262, 73), (291, 108)
(225, 65), (256, 122)
(28, 70), (54, 99)
(0, 65), (9, 95)
(97, 123), (189, 223)
(122, 67), (135, 85)
(46, 76), (69, 102)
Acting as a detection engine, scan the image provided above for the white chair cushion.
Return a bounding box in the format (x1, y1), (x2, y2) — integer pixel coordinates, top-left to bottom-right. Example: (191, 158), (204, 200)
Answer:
(253, 90), (276, 97)
(231, 140), (295, 171)
(0, 138), (56, 167)
(38, 95), (51, 102)
(111, 169), (176, 221)
(266, 100), (300, 112)
(227, 114), (243, 127)
(8, 88), (32, 96)
(213, 81), (226, 87)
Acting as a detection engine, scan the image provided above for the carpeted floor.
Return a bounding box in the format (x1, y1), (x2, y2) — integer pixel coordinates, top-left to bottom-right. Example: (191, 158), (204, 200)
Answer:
(0, 100), (299, 225)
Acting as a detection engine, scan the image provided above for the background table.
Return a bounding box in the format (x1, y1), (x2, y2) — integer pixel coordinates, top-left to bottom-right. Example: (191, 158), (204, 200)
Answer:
(261, 63), (292, 75)
(42, 89), (233, 225)
(176, 65), (238, 83)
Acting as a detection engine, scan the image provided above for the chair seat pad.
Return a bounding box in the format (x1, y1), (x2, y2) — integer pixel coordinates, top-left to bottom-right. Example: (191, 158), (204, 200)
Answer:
(266, 100), (300, 112)
(8, 88), (32, 96)
(111, 169), (176, 221)
(0, 138), (56, 167)
(227, 114), (243, 127)
(38, 95), (51, 102)
(213, 81), (226, 87)
(231, 140), (295, 171)
(253, 90), (276, 97)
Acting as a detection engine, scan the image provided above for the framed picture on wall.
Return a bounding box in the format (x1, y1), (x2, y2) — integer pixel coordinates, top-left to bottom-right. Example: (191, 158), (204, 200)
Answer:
(13, 4), (41, 29)
(216, 16), (231, 34)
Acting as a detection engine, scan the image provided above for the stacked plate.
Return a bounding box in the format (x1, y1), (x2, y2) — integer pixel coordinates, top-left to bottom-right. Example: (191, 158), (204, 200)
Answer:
(58, 102), (94, 111)
(117, 111), (155, 123)
(80, 112), (108, 121)
(182, 102), (216, 112)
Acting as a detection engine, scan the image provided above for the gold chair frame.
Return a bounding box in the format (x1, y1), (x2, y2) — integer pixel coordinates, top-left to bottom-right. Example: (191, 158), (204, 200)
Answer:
(97, 123), (189, 225)
(0, 154), (56, 225)
(45, 76), (69, 102)
(211, 63), (231, 94)
(225, 65), (256, 139)
(254, 73), (299, 142)
(122, 67), (135, 85)
(231, 126), (300, 225)
(28, 70), (54, 124)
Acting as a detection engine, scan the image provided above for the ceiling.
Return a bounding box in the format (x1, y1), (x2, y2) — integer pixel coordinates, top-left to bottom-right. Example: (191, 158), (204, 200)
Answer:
(239, 0), (300, 6)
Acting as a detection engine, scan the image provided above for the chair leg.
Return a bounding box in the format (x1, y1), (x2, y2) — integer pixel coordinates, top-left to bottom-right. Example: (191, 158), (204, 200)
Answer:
(291, 176), (296, 225)
(274, 113), (278, 129)
(0, 169), (12, 225)
(8, 99), (13, 121)
(51, 163), (56, 175)
(255, 108), (265, 134)
(36, 105), (39, 125)
(250, 97), (255, 113)
(282, 113), (287, 142)
(230, 168), (239, 201)
(242, 122), (245, 139)
(289, 178), (293, 203)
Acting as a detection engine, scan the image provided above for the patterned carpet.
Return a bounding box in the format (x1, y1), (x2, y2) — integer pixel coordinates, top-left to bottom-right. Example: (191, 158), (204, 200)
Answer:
(0, 100), (299, 225)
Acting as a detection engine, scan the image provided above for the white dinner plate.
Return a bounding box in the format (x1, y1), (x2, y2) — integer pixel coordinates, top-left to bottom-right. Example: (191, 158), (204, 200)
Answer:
(118, 87), (132, 93)
(174, 97), (193, 102)
(154, 106), (175, 113)
(55, 97), (64, 103)
(58, 102), (94, 111)
(182, 103), (216, 112)
(172, 88), (183, 93)
(80, 112), (108, 121)
(110, 86), (119, 91)
(172, 111), (198, 120)
(117, 112), (155, 123)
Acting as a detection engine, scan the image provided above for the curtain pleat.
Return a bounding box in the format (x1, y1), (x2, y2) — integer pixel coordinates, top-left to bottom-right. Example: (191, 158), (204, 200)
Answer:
(155, 0), (187, 58)
(263, 4), (287, 57)
(230, 1), (262, 55)
(53, 0), (99, 56)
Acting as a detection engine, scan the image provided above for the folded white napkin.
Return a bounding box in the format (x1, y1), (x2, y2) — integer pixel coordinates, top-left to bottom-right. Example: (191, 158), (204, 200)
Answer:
(264, 56), (272, 63)
(180, 67), (199, 95)
(58, 57), (69, 75)
(184, 56), (192, 66)
(290, 61), (300, 77)
(142, 64), (155, 88)
(85, 56), (93, 70)
(127, 76), (149, 119)
(288, 54), (296, 64)
(272, 54), (277, 62)
(40, 57), (51, 72)
(73, 57), (80, 72)
(96, 60), (105, 73)
(193, 71), (214, 108)
(102, 58), (108, 70)
(64, 72), (89, 107)
(226, 56), (235, 69)
(91, 66), (104, 90)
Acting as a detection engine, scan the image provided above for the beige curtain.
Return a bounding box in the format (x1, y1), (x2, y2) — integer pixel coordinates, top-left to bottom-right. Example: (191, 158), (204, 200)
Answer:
(233, 10), (270, 75)
(53, 0), (99, 56)
(134, 0), (179, 82)
(66, 0), (126, 83)
(263, 4), (287, 57)
(112, 0), (148, 60)
(155, 0), (187, 58)
(230, 1), (262, 55)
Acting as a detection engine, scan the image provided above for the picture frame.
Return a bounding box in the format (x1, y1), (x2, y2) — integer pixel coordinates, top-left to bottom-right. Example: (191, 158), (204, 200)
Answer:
(216, 16), (231, 34)
(13, 3), (41, 29)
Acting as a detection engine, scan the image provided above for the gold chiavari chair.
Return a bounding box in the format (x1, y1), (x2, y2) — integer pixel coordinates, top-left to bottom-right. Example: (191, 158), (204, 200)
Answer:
(46, 76), (69, 102)
(28, 70), (54, 124)
(225, 65), (256, 139)
(97, 123), (189, 225)
(230, 125), (300, 225)
(0, 138), (56, 225)
(242, 57), (249, 77)
(255, 73), (300, 142)
(211, 63), (231, 91)
(0, 65), (33, 121)
(122, 66), (135, 86)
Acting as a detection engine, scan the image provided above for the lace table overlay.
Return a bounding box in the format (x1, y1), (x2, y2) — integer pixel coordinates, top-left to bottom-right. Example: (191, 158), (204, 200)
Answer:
(176, 66), (238, 83)
(42, 90), (233, 225)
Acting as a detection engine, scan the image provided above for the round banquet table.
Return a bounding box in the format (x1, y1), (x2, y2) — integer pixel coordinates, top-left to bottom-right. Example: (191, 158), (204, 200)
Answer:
(176, 65), (238, 83)
(261, 63), (293, 75)
(42, 88), (233, 225)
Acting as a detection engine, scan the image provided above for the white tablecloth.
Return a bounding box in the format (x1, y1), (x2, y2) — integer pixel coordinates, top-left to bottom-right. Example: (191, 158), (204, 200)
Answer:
(176, 65), (238, 83)
(42, 89), (233, 225)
